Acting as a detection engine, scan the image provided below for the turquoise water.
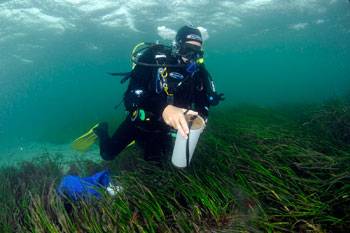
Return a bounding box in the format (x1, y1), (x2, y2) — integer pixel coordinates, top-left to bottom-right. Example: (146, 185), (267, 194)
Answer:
(0, 0), (349, 150)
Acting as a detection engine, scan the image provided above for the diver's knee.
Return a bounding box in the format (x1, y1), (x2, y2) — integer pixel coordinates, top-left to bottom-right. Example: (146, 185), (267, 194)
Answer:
(100, 152), (115, 161)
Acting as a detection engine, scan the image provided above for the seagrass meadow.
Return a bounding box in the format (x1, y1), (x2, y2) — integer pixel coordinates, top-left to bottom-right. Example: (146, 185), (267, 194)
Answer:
(0, 98), (349, 233)
(1, 0), (350, 232)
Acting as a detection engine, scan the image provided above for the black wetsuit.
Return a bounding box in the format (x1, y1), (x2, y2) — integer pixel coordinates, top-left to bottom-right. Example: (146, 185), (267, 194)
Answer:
(98, 46), (215, 165)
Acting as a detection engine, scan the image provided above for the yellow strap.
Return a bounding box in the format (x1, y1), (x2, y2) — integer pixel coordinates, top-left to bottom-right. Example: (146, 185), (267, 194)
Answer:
(163, 83), (173, 96)
(160, 67), (168, 78)
(159, 67), (174, 96)
(131, 42), (146, 69)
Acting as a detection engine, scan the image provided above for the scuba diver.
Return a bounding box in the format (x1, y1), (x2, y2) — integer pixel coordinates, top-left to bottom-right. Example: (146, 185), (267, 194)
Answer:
(72, 25), (224, 167)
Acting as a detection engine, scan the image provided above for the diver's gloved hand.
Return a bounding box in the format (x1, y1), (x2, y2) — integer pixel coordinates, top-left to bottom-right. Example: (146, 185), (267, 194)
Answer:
(208, 93), (225, 106)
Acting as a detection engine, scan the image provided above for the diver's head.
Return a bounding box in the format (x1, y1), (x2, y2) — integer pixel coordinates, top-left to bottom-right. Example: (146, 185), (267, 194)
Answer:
(175, 25), (203, 62)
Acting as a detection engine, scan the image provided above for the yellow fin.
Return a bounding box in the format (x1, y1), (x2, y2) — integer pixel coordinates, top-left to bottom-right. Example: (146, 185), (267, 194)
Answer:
(72, 124), (136, 152)
(71, 123), (100, 152)
(127, 140), (135, 148)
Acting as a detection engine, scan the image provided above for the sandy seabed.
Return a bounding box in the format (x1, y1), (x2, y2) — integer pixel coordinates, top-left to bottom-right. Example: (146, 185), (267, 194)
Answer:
(0, 142), (102, 167)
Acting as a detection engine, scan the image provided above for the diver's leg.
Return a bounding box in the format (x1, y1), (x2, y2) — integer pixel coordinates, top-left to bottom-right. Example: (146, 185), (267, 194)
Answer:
(137, 130), (172, 167)
(96, 118), (136, 161)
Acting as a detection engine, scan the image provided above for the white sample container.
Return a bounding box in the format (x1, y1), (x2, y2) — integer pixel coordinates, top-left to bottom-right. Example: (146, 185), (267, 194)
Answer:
(171, 115), (205, 168)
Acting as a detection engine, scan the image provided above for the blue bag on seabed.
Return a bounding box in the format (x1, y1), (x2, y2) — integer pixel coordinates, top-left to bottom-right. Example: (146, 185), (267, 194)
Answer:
(57, 170), (110, 201)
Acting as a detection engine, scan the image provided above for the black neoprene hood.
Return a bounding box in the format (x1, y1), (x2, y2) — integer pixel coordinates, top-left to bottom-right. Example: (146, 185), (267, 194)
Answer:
(175, 25), (203, 46)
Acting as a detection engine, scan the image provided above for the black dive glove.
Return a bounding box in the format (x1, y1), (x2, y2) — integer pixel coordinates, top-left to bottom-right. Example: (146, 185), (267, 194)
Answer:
(208, 92), (225, 106)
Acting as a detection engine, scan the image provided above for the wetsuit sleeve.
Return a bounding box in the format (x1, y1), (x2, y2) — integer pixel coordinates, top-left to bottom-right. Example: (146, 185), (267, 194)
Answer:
(123, 52), (153, 112)
(194, 66), (211, 120)
(194, 64), (224, 120)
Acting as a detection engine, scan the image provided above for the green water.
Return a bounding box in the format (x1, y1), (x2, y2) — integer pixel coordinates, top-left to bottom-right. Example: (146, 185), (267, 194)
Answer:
(0, 0), (349, 150)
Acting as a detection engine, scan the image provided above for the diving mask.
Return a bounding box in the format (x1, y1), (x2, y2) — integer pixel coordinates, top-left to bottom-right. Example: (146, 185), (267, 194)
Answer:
(179, 43), (204, 61)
